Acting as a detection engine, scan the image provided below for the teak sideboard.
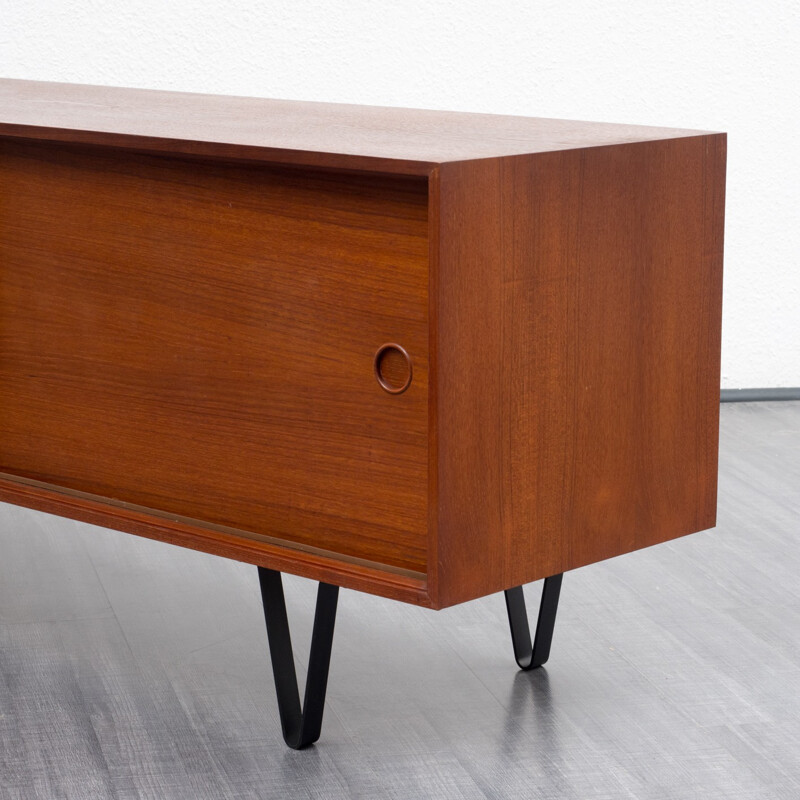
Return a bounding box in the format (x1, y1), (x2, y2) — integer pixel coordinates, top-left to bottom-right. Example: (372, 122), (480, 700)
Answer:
(0, 79), (726, 748)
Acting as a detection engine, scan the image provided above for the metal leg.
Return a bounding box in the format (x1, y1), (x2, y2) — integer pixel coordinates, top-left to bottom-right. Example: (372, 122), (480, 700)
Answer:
(504, 573), (563, 670)
(257, 567), (339, 749)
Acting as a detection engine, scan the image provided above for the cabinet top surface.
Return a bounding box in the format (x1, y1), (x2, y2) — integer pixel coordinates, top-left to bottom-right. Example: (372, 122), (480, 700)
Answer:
(0, 78), (714, 175)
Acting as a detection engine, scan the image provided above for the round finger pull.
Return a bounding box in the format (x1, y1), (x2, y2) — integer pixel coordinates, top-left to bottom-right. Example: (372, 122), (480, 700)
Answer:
(374, 343), (412, 394)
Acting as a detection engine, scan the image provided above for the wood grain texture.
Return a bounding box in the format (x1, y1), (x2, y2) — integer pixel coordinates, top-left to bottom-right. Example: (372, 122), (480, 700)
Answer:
(0, 80), (726, 609)
(0, 139), (429, 576)
(432, 135), (726, 607)
(0, 78), (712, 174)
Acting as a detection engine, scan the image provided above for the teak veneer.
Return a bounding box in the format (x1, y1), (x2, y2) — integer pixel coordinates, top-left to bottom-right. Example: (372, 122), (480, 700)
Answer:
(0, 78), (726, 748)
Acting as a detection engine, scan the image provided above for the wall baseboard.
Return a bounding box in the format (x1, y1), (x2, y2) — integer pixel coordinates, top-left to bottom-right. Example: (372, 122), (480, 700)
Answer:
(721, 387), (800, 403)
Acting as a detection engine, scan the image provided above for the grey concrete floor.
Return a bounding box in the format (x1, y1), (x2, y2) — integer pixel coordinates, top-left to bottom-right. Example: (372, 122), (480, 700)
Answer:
(1, 401), (799, 799)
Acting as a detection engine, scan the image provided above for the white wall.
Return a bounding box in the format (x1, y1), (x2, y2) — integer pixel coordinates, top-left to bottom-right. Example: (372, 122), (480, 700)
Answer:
(2, 0), (798, 388)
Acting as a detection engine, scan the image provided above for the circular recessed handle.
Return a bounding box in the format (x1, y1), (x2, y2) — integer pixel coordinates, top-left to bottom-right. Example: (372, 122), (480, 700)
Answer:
(374, 343), (412, 394)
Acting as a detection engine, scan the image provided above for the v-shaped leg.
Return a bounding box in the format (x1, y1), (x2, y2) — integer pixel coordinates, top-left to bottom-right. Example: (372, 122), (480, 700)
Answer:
(504, 573), (563, 670)
(257, 567), (339, 749)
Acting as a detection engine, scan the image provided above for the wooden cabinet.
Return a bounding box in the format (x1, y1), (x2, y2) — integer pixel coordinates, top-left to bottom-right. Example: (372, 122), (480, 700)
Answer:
(0, 79), (726, 610)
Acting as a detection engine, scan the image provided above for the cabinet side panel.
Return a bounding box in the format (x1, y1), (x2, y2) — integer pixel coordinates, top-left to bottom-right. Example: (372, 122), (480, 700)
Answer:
(0, 140), (429, 574)
(435, 136), (725, 607)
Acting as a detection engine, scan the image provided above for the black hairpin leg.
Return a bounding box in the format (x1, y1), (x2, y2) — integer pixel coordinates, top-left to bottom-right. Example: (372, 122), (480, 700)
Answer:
(257, 567), (339, 749)
(504, 573), (563, 670)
